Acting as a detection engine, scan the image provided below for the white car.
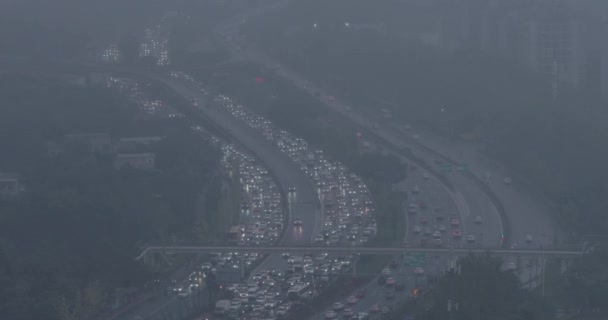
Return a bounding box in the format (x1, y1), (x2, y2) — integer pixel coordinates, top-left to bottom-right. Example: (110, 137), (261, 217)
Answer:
(475, 216), (483, 224)
(413, 225), (422, 233)
(466, 234), (476, 242)
(412, 185), (420, 194)
(324, 310), (337, 319)
(414, 267), (424, 275)
(332, 302), (344, 311)
(503, 177), (512, 185)
(408, 204), (418, 214)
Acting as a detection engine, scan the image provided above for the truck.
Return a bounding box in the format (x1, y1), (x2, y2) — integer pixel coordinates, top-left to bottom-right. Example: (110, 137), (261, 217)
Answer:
(214, 299), (231, 315)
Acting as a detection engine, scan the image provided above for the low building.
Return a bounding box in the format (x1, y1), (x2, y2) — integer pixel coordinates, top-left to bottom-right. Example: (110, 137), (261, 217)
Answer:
(117, 136), (163, 152)
(64, 133), (113, 154)
(114, 153), (156, 170)
(0, 173), (22, 196)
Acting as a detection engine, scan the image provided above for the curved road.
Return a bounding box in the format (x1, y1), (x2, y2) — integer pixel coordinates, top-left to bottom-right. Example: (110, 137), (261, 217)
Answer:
(157, 76), (322, 285)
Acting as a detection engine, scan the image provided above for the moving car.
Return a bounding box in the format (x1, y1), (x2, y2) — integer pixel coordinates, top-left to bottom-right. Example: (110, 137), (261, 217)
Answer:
(369, 304), (380, 314)
(385, 290), (395, 300)
(293, 218), (303, 226)
(408, 204), (418, 214)
(412, 185), (420, 194)
(450, 218), (460, 227)
(332, 302), (344, 311)
(343, 308), (354, 318)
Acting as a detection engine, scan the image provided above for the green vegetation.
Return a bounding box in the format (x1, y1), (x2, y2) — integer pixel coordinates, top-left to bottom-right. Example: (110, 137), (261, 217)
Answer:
(420, 254), (554, 320)
(0, 75), (220, 320)
(550, 246), (608, 313)
(196, 175), (242, 243)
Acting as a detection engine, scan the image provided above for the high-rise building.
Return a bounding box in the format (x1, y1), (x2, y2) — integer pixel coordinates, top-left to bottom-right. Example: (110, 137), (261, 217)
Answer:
(101, 44), (120, 63)
(601, 32), (608, 101)
(139, 27), (170, 66)
(522, 4), (583, 90)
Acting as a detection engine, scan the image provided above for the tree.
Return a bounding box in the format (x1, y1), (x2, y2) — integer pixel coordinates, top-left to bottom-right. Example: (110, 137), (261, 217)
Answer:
(557, 245), (608, 312)
(423, 254), (553, 320)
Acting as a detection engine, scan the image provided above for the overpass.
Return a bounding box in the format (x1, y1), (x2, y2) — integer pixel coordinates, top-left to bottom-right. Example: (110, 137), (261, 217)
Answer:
(137, 245), (584, 261)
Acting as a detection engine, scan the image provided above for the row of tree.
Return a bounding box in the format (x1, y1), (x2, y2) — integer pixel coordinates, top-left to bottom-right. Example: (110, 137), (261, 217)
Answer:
(0, 75), (220, 319)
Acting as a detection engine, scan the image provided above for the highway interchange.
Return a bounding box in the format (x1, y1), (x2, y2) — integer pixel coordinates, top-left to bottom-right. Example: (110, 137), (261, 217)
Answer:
(0, 2), (566, 319)
(195, 1), (563, 318)
(109, 1), (567, 318)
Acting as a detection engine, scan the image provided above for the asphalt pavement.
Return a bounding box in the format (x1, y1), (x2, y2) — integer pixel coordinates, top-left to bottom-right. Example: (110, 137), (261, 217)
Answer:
(161, 77), (321, 246)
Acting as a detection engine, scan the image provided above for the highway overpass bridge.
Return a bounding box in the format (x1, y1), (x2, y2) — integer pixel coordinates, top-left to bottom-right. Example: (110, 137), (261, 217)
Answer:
(138, 245), (584, 261)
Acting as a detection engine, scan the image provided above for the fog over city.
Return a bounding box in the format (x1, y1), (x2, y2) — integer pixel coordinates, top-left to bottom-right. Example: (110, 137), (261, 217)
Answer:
(1, 1), (608, 320)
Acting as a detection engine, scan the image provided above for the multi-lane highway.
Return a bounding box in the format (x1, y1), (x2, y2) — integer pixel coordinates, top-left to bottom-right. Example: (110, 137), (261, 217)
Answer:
(208, 2), (565, 317)
(159, 76), (321, 246)
(157, 75), (324, 294)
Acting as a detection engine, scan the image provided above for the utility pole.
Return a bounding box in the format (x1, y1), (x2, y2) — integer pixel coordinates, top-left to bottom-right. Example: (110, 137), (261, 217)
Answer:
(551, 51), (559, 101)
(541, 243), (546, 297)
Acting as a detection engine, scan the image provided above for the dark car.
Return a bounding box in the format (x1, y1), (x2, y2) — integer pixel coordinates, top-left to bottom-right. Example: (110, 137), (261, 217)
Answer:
(385, 290), (395, 300)
(394, 282), (405, 291)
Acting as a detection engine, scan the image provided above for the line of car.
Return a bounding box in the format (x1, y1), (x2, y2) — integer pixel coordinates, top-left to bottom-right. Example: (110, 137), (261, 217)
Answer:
(179, 75), (380, 319)
(212, 94), (377, 249)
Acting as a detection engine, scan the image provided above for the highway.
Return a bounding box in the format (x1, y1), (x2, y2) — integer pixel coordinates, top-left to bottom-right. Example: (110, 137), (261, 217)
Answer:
(210, 3), (565, 316)
(1, 0), (562, 317)
(106, 66), (321, 318)
(403, 130), (561, 247)
(159, 76), (321, 246)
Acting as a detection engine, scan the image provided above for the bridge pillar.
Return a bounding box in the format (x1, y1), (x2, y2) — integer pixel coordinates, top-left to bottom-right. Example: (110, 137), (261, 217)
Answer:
(142, 252), (151, 266)
(560, 258), (569, 273)
(352, 261), (357, 277)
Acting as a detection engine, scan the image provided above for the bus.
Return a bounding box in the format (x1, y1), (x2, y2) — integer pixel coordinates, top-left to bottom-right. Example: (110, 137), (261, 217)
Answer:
(287, 283), (310, 300)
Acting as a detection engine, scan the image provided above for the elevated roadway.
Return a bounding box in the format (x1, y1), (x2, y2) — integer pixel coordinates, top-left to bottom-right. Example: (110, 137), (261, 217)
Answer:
(138, 245), (583, 259)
